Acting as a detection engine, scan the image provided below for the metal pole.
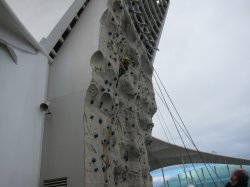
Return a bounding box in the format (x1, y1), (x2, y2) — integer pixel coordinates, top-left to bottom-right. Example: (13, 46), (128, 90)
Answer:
(184, 167), (190, 186)
(178, 174), (182, 187)
(182, 161), (189, 186)
(161, 167), (167, 187)
(214, 165), (220, 187)
(201, 168), (207, 187)
(167, 180), (170, 187)
(189, 171), (194, 185)
(226, 164), (231, 177)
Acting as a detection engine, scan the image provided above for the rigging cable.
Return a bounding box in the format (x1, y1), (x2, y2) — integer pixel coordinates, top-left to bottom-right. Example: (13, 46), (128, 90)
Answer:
(154, 88), (194, 143)
(156, 112), (171, 143)
(154, 69), (225, 185)
(153, 69), (225, 186)
(154, 89), (198, 186)
(155, 85), (224, 185)
(153, 75), (204, 187)
(155, 106), (196, 186)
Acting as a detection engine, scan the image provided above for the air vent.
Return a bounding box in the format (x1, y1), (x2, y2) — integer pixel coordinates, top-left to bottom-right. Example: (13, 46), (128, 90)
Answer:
(43, 177), (67, 187)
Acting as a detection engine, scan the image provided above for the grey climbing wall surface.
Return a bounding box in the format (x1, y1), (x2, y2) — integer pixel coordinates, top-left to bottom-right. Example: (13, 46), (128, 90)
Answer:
(84, 0), (169, 186)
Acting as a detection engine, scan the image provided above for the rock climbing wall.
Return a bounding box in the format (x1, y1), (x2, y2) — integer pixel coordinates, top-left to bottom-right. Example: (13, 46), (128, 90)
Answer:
(84, 0), (169, 186)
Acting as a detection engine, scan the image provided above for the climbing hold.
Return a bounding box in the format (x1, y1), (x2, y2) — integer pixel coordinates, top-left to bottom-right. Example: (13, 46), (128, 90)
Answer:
(94, 134), (98, 138)
(120, 56), (129, 62)
(99, 119), (102, 124)
(94, 168), (98, 172)
(92, 158), (97, 163)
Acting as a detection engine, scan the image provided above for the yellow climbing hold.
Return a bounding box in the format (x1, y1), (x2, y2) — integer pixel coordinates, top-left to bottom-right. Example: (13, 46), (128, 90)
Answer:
(120, 56), (129, 62)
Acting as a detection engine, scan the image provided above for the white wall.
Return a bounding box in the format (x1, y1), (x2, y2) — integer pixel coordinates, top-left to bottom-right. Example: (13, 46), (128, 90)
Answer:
(40, 0), (107, 186)
(0, 45), (49, 187)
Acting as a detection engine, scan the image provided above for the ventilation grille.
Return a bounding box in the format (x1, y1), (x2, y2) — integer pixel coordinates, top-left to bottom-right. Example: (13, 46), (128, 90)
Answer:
(43, 177), (67, 187)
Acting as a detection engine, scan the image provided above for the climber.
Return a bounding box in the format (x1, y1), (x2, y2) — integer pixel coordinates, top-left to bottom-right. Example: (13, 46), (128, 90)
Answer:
(116, 56), (129, 87)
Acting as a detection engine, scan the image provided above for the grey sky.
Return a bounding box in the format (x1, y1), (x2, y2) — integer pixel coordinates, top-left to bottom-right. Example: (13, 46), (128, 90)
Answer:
(6, 0), (74, 41)
(6, 0), (250, 159)
(152, 0), (250, 159)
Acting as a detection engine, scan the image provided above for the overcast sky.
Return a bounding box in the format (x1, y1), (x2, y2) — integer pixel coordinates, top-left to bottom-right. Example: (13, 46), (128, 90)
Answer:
(6, 0), (74, 41)
(6, 0), (250, 159)
(152, 0), (250, 159)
